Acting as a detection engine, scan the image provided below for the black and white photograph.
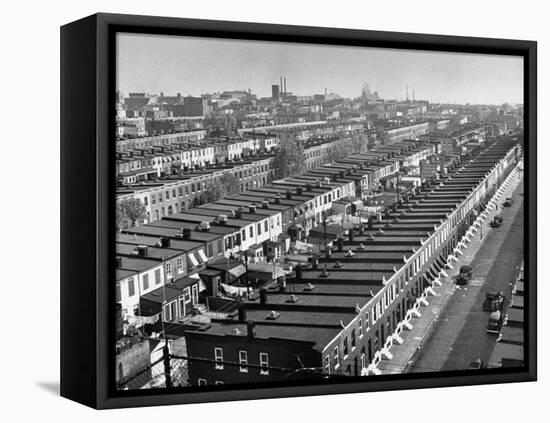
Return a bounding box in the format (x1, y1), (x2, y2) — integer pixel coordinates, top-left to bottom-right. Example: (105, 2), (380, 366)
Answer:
(113, 31), (527, 391)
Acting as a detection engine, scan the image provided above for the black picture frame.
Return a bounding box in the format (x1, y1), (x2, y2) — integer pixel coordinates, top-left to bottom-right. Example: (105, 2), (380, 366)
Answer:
(60, 12), (537, 409)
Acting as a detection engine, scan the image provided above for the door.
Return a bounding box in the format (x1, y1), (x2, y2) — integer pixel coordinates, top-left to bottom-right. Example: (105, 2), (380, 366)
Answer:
(192, 284), (199, 305)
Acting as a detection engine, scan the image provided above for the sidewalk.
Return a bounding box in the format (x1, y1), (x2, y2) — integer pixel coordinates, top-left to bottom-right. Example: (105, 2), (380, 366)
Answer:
(377, 164), (523, 374)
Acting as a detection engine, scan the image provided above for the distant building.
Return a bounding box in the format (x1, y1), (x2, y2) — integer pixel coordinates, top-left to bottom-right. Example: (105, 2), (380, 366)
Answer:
(271, 84), (280, 99)
(184, 96), (209, 116)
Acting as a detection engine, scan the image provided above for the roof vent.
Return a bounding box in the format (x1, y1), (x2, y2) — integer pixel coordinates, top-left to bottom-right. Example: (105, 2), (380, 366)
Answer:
(287, 294), (299, 303)
(357, 243), (366, 251)
(230, 328), (242, 335)
(345, 250), (355, 257)
(266, 310), (281, 320)
(218, 214), (228, 224)
(333, 261), (344, 269)
(304, 283), (315, 291)
(198, 221), (211, 232)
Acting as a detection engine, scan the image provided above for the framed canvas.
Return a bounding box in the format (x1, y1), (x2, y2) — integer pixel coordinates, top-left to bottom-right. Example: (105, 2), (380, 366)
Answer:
(60, 13), (537, 409)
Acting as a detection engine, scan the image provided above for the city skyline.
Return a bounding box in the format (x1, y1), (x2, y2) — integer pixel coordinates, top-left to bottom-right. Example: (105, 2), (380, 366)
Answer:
(117, 33), (524, 105)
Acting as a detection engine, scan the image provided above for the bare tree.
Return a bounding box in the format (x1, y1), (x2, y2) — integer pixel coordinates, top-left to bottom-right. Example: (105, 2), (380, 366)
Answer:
(271, 140), (306, 179)
(117, 198), (147, 231)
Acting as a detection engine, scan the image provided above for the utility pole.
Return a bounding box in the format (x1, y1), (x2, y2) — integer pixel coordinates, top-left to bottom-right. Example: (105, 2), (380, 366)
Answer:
(322, 211), (330, 259)
(243, 250), (250, 298)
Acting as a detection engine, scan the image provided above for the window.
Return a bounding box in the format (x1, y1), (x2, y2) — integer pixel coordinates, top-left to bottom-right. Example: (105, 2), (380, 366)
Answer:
(142, 274), (149, 291)
(239, 350), (248, 372)
(155, 269), (161, 285)
(264, 220), (268, 232)
(144, 197), (148, 206)
(214, 348), (223, 369)
(360, 352), (366, 370)
(249, 226), (253, 238)
(207, 243), (214, 258)
(178, 296), (186, 318)
(184, 287), (191, 303)
(333, 346), (340, 368)
(358, 318), (363, 338)
(165, 191), (170, 200)
(165, 262), (173, 278)
(257, 223), (261, 235)
(127, 278), (135, 297)
(116, 284), (121, 302)
(198, 378), (207, 386)
(163, 303), (173, 321)
(259, 353), (269, 375)
(241, 229), (246, 241)
(176, 257), (184, 274)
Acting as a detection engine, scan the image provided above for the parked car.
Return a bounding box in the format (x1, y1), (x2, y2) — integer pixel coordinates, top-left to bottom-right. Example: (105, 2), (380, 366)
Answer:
(468, 358), (487, 369)
(483, 291), (506, 312)
(504, 197), (514, 207)
(487, 310), (506, 334)
(456, 265), (473, 285)
(490, 215), (503, 228)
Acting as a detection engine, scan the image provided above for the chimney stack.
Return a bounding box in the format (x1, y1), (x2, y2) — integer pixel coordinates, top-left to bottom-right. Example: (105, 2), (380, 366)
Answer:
(247, 321), (256, 339)
(280, 77), (283, 93)
(238, 305), (246, 322)
(284, 77), (287, 94)
(259, 289), (267, 305)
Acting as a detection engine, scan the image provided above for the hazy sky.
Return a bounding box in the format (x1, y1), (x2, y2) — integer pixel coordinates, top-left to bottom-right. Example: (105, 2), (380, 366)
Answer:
(117, 33), (523, 105)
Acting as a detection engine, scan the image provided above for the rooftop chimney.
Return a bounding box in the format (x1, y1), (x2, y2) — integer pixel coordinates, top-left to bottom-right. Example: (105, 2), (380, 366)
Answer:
(259, 289), (267, 305)
(247, 321), (256, 339)
(238, 305), (246, 323)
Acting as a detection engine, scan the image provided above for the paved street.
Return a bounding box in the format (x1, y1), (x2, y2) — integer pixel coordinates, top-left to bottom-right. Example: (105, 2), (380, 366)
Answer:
(408, 174), (524, 373)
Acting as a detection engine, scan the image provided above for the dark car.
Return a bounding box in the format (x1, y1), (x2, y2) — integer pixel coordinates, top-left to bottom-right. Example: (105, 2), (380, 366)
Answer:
(490, 215), (503, 228)
(468, 358), (487, 369)
(504, 197), (514, 207)
(483, 291), (506, 312)
(456, 265), (473, 285)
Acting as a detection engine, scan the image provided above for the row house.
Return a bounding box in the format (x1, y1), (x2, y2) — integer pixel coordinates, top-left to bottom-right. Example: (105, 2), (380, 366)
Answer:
(116, 158), (273, 224)
(115, 130), (207, 152)
(182, 137), (521, 385)
(115, 256), (165, 320)
(115, 235), (206, 329)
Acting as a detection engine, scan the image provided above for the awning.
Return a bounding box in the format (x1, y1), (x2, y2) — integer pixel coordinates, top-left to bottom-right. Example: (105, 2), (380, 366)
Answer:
(426, 264), (439, 280)
(188, 253), (199, 267)
(228, 264), (246, 278)
(197, 249), (208, 263)
(435, 255), (446, 269)
(198, 279), (207, 292)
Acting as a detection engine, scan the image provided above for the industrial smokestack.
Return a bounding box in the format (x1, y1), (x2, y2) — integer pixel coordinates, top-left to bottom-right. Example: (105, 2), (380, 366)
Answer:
(284, 77), (287, 94)
(325, 87), (327, 96)
(280, 77), (283, 94)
